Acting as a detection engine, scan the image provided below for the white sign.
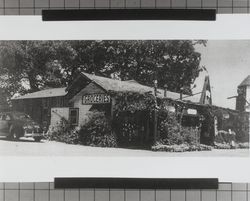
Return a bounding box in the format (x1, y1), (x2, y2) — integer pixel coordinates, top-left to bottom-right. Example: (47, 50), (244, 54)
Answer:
(187, 108), (197, 115)
(82, 94), (111, 104)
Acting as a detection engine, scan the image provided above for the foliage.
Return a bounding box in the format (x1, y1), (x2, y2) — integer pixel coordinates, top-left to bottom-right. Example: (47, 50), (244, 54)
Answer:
(0, 40), (206, 105)
(112, 92), (154, 147)
(237, 142), (249, 149)
(152, 143), (212, 152)
(157, 110), (182, 145)
(112, 92), (201, 147)
(78, 111), (117, 147)
(214, 130), (236, 144)
(181, 127), (200, 144)
(157, 109), (200, 145)
(58, 40), (207, 94)
(236, 129), (249, 143)
(46, 117), (79, 144)
(118, 120), (138, 145)
(214, 142), (232, 149)
(46, 112), (117, 147)
(195, 105), (215, 145)
(112, 91), (156, 116)
(214, 142), (249, 149)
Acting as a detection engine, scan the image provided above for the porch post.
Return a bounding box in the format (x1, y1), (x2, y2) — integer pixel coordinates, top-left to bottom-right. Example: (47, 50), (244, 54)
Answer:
(153, 81), (158, 144)
(153, 108), (158, 144)
(110, 97), (115, 120)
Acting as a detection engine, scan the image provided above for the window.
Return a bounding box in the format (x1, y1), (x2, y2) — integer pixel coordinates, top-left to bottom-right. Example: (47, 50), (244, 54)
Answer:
(69, 108), (79, 126)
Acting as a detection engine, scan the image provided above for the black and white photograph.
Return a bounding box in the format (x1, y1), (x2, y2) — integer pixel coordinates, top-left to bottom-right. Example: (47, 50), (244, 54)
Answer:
(0, 40), (249, 157)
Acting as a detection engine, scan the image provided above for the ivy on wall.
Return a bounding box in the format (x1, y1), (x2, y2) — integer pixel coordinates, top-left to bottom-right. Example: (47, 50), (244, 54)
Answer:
(110, 91), (157, 116)
(109, 90), (248, 145)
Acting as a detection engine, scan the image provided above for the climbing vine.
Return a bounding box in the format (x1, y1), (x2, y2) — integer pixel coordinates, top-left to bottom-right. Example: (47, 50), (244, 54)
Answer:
(110, 91), (157, 116)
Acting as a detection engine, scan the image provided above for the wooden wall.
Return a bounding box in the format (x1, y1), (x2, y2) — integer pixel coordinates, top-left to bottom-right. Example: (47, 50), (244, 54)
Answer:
(12, 96), (68, 127)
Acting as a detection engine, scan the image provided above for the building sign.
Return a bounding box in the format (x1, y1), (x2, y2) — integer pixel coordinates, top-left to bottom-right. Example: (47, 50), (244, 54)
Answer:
(187, 108), (197, 115)
(82, 94), (111, 104)
(164, 105), (176, 113)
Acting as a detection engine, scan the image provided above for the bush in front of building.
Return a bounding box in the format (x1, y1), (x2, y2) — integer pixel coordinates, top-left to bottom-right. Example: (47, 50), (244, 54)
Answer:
(157, 110), (183, 145)
(46, 111), (117, 147)
(151, 142), (212, 152)
(157, 110), (200, 146)
(214, 130), (236, 144)
(78, 111), (117, 147)
(213, 142), (231, 149)
(236, 131), (249, 143)
(153, 109), (210, 152)
(46, 118), (80, 144)
(181, 127), (200, 145)
(237, 142), (249, 149)
(214, 141), (249, 150)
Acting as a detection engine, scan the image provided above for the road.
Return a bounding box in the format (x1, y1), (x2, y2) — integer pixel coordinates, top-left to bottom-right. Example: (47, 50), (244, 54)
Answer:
(0, 136), (249, 157)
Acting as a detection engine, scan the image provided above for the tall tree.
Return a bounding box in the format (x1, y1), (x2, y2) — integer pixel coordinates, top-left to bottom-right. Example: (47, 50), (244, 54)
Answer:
(0, 41), (70, 93)
(64, 40), (206, 94)
(0, 40), (206, 106)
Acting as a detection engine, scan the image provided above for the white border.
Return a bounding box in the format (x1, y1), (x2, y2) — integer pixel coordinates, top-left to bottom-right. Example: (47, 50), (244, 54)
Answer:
(0, 14), (249, 40)
(0, 14), (250, 182)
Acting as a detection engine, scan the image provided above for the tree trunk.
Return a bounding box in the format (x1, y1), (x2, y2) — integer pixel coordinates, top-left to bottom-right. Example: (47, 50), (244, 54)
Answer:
(27, 72), (39, 92)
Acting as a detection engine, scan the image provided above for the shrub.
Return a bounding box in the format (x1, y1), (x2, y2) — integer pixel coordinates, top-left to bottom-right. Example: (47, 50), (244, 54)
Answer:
(157, 110), (183, 145)
(157, 110), (200, 145)
(237, 142), (249, 149)
(214, 130), (236, 144)
(181, 127), (200, 145)
(214, 142), (249, 149)
(214, 142), (231, 149)
(78, 111), (117, 147)
(46, 118), (80, 144)
(152, 142), (212, 152)
(236, 131), (249, 143)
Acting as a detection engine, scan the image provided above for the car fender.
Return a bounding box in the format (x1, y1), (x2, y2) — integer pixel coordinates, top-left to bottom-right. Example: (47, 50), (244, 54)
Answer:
(9, 124), (24, 136)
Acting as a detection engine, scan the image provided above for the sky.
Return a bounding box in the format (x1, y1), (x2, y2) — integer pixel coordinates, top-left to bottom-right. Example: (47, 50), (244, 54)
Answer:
(193, 40), (250, 110)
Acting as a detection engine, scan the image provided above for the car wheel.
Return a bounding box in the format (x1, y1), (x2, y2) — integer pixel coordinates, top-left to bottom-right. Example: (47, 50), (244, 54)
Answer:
(34, 137), (42, 142)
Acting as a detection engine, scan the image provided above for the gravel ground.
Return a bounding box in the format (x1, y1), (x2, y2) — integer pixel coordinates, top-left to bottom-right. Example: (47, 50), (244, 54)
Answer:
(0, 137), (249, 157)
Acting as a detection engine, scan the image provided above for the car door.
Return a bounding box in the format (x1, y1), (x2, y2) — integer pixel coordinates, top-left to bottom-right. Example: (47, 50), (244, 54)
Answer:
(0, 114), (10, 136)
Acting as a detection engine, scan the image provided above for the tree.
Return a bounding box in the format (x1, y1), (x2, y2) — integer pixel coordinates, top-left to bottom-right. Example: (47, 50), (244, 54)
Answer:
(0, 40), (206, 107)
(67, 40), (206, 94)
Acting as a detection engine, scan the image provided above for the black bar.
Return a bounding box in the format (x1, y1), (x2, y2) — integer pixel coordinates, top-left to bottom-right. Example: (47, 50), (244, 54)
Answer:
(54, 178), (219, 189)
(42, 9), (216, 21)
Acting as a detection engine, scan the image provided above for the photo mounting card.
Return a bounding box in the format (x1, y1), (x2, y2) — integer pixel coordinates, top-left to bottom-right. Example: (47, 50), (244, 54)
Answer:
(0, 15), (250, 182)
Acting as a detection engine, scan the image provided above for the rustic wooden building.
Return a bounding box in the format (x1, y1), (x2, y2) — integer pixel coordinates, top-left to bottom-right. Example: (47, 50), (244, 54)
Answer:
(12, 88), (68, 128)
(11, 72), (249, 145)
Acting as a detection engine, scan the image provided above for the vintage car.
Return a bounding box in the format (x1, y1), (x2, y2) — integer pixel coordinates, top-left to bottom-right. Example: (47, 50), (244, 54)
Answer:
(0, 111), (44, 142)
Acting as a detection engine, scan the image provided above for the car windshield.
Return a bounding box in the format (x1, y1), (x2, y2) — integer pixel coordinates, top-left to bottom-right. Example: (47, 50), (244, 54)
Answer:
(13, 113), (31, 120)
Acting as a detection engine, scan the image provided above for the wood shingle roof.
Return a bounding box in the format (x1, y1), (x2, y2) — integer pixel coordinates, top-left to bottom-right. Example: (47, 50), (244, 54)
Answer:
(81, 72), (200, 103)
(12, 72), (201, 103)
(12, 87), (67, 100)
